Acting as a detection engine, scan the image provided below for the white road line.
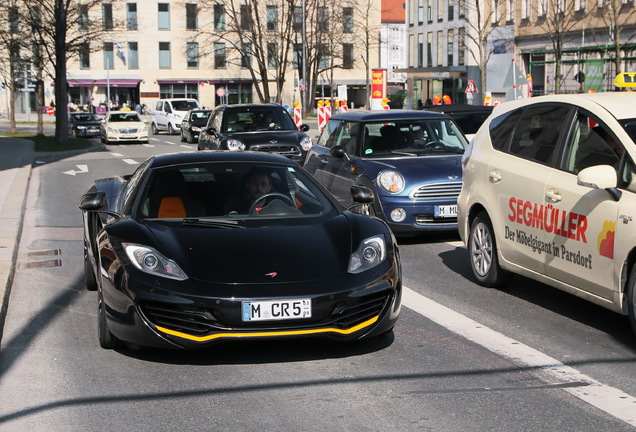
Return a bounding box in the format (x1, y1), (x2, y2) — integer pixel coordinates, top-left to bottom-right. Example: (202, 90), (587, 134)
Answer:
(122, 159), (139, 165)
(403, 287), (636, 427)
(111, 152), (124, 157)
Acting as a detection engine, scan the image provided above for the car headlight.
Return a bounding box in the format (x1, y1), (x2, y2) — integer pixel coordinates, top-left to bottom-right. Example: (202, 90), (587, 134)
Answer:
(226, 139), (246, 151)
(378, 170), (405, 194)
(348, 235), (387, 274)
(77, 125), (87, 129)
(192, 126), (201, 132)
(300, 136), (313, 151)
(122, 243), (188, 281)
(107, 127), (117, 133)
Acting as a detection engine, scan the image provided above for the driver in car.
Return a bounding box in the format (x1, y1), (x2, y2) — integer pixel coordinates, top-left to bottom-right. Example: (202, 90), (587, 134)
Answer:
(226, 168), (274, 214)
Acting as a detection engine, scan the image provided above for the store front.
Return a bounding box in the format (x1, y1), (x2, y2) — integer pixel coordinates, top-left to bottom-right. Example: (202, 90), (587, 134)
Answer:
(67, 78), (141, 109)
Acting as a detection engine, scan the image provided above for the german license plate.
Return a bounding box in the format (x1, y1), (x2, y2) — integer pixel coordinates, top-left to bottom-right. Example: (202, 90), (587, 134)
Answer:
(435, 205), (458, 217)
(242, 299), (311, 322)
(121, 135), (135, 139)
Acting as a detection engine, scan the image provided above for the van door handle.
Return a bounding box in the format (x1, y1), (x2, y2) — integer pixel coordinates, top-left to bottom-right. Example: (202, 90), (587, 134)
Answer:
(489, 170), (502, 183)
(546, 189), (562, 203)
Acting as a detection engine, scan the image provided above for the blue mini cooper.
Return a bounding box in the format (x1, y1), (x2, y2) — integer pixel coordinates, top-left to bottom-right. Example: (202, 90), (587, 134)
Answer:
(304, 110), (468, 235)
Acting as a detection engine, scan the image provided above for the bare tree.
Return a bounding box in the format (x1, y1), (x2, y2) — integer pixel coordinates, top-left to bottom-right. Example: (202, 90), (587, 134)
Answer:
(463, 0), (498, 104)
(352, 0), (382, 108)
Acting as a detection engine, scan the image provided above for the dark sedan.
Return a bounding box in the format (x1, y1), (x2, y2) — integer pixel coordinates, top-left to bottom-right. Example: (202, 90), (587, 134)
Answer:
(68, 112), (102, 138)
(198, 104), (313, 165)
(180, 109), (212, 143)
(78, 151), (401, 350)
(304, 110), (468, 235)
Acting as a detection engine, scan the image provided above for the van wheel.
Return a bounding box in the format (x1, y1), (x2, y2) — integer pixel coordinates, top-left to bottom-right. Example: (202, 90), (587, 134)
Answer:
(468, 211), (511, 287)
(151, 123), (159, 135)
(627, 263), (636, 336)
(168, 124), (175, 135)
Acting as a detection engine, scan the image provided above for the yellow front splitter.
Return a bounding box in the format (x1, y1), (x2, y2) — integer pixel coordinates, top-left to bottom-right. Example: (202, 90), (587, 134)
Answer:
(155, 315), (379, 342)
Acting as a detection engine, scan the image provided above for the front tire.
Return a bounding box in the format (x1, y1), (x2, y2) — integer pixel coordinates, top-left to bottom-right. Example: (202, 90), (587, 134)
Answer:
(468, 211), (511, 287)
(151, 123), (159, 135)
(626, 263), (636, 336)
(98, 292), (121, 349)
(168, 123), (175, 135)
(84, 249), (97, 291)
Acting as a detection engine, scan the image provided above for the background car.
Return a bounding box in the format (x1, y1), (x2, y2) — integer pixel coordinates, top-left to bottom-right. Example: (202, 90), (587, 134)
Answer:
(304, 110), (468, 235)
(457, 92), (636, 335)
(78, 151), (401, 349)
(100, 111), (149, 145)
(421, 104), (493, 141)
(197, 103), (313, 165)
(180, 109), (212, 143)
(150, 98), (201, 135)
(68, 112), (101, 138)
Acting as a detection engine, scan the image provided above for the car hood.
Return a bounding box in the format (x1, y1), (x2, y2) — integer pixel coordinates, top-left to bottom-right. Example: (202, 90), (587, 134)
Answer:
(144, 216), (352, 284)
(74, 121), (101, 127)
(226, 130), (305, 146)
(366, 154), (463, 184)
(106, 121), (146, 128)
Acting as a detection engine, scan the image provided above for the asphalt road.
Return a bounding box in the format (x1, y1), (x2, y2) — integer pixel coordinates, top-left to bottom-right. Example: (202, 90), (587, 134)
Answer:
(0, 132), (635, 431)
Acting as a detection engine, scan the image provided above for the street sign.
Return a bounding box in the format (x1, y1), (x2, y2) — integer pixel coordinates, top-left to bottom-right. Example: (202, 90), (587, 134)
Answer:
(19, 88), (34, 92)
(465, 79), (478, 93)
(216, 87), (226, 97)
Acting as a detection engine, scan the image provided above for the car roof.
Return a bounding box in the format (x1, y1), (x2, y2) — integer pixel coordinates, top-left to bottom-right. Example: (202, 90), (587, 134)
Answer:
(147, 151), (295, 169)
(492, 92), (636, 120)
(328, 109), (450, 121)
(422, 104), (494, 113)
(222, 103), (284, 111)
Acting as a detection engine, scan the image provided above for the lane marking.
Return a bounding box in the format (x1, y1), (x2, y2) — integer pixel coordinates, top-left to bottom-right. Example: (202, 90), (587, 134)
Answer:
(62, 164), (88, 176)
(122, 159), (139, 165)
(403, 287), (636, 427)
(111, 152), (124, 157)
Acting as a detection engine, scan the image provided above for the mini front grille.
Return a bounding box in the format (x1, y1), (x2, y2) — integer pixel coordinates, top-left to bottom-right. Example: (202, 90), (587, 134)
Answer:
(415, 215), (458, 225)
(252, 144), (302, 157)
(410, 181), (462, 200)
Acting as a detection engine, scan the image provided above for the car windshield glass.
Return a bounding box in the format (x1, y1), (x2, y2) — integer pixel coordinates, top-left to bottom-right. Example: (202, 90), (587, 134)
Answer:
(190, 111), (211, 121)
(223, 108), (296, 132)
(139, 162), (337, 222)
(620, 119), (636, 144)
(109, 113), (142, 122)
(72, 114), (99, 122)
(361, 119), (467, 157)
(448, 112), (492, 134)
(172, 100), (200, 111)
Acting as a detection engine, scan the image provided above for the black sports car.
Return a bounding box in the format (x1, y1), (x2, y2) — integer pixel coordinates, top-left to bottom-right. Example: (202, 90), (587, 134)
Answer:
(180, 109), (212, 143)
(79, 151), (401, 349)
(68, 112), (102, 138)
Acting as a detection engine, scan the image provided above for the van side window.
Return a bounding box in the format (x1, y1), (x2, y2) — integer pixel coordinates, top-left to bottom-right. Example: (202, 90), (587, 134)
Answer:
(489, 108), (522, 151)
(509, 105), (570, 165)
(155, 101), (163, 111)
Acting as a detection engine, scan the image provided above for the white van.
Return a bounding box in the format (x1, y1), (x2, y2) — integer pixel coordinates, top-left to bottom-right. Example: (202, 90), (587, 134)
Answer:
(150, 98), (201, 135)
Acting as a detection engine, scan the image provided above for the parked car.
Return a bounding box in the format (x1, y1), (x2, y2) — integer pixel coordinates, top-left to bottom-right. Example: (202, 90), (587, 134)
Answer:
(304, 110), (468, 235)
(150, 98), (201, 135)
(197, 103), (313, 165)
(422, 104), (493, 141)
(457, 92), (636, 335)
(68, 112), (101, 138)
(100, 110), (148, 145)
(180, 109), (212, 143)
(78, 151), (401, 349)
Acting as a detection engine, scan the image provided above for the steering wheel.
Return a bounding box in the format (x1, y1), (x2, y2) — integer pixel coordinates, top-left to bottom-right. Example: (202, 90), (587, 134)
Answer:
(424, 141), (446, 150)
(248, 193), (295, 214)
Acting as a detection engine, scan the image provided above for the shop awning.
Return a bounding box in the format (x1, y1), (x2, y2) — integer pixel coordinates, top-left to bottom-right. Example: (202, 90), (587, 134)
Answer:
(67, 78), (140, 87)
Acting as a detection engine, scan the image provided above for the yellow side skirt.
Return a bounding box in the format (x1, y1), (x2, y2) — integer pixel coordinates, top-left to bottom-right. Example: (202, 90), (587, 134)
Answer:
(155, 315), (379, 342)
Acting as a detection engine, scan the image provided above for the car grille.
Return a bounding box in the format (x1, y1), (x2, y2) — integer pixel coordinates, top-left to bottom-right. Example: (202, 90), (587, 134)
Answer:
(415, 215), (458, 225)
(410, 181), (462, 200)
(250, 144), (302, 158)
(117, 127), (140, 133)
(139, 291), (391, 336)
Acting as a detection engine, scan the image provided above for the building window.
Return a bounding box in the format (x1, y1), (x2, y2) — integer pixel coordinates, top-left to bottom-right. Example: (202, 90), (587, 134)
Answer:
(317, 6), (329, 32)
(448, 0), (454, 19)
(458, 28), (465, 65)
(447, 29), (454, 66)
(293, 6), (303, 32)
(78, 5), (89, 31)
(160, 84), (199, 99)
(437, 31), (443, 65)
(240, 4), (252, 30)
(214, 42), (226, 69)
(79, 43), (90, 69)
(506, 0), (514, 21)
(418, 0), (424, 24)
(459, 0), (466, 16)
(418, 34), (424, 67)
(159, 41), (171, 68)
(343, 7), (353, 33)
(343, 43), (353, 69)
(103, 42), (114, 69)
(214, 4), (225, 30)
(426, 32), (433, 67)
(9, 7), (19, 33)
(187, 42), (199, 68)
(437, 0), (443, 20)
(266, 5), (278, 31)
(293, 43), (302, 69)
(242, 43), (252, 68)
(408, 34), (414, 67)
(267, 43), (278, 68)
(103, 3), (113, 31)
(427, 0), (432, 22)
(127, 3), (137, 30)
(318, 44), (329, 69)
(128, 42), (139, 69)
(158, 3), (170, 30)
(186, 4), (198, 30)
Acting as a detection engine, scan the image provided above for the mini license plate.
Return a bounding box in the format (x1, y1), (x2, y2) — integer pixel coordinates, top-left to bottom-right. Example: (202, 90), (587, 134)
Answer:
(435, 204), (458, 218)
(242, 299), (311, 322)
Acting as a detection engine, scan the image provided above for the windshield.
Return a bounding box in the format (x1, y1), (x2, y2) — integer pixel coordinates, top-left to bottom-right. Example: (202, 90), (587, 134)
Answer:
(620, 118), (636, 144)
(139, 162), (337, 222)
(362, 119), (467, 157)
(172, 100), (200, 111)
(71, 113), (99, 122)
(108, 112), (142, 122)
(223, 108), (296, 132)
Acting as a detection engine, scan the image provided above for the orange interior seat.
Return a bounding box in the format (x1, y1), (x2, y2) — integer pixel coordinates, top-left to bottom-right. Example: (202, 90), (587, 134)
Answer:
(157, 196), (186, 218)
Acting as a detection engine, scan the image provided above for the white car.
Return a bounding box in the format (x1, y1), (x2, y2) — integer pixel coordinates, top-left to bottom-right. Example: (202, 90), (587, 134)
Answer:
(101, 111), (149, 144)
(150, 98), (201, 135)
(458, 92), (636, 335)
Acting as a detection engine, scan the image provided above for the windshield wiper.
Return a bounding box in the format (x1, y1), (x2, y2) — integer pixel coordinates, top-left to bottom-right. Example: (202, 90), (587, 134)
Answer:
(182, 217), (245, 229)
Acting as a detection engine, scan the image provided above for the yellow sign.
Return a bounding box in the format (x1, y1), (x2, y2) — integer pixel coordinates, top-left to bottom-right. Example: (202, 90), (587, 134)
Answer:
(614, 72), (636, 88)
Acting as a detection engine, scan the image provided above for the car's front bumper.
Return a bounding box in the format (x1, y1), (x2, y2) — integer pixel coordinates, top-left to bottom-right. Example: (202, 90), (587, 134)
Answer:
(378, 197), (458, 233)
(104, 132), (149, 143)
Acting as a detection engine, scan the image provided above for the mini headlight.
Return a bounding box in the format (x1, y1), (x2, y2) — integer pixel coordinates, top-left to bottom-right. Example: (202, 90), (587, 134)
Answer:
(378, 170), (405, 194)
(226, 139), (246, 151)
(348, 235), (387, 274)
(123, 243), (188, 281)
(77, 125), (87, 129)
(300, 136), (313, 151)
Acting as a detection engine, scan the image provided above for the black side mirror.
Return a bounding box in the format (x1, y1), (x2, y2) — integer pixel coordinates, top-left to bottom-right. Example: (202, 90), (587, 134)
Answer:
(300, 124), (310, 132)
(350, 185), (374, 204)
(330, 145), (348, 159)
(78, 191), (106, 211)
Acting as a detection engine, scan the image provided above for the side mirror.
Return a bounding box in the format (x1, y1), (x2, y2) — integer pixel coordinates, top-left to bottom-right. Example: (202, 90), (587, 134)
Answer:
(577, 165), (621, 201)
(350, 185), (375, 204)
(330, 145), (348, 159)
(78, 191), (106, 211)
(300, 124), (310, 132)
